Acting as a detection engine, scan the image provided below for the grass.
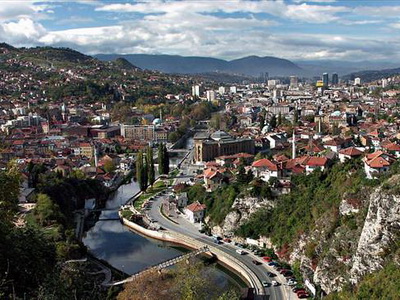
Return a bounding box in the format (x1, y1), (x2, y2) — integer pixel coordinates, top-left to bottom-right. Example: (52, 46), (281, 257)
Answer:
(169, 169), (179, 178)
(121, 209), (133, 220)
(134, 181), (169, 209)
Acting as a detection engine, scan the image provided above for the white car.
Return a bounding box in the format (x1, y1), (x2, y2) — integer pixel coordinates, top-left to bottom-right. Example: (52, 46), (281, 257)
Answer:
(271, 280), (279, 286)
(262, 281), (269, 287)
(236, 249), (245, 255)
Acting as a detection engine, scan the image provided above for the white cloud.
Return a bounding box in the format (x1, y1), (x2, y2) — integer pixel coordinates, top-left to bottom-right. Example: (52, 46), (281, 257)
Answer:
(0, 18), (46, 45)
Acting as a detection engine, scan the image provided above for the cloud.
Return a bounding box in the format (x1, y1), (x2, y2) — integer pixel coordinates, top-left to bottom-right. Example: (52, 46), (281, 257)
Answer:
(0, 18), (46, 45)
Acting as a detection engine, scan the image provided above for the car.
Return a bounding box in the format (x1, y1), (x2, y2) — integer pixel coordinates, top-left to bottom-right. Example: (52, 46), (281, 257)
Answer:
(279, 269), (290, 274)
(287, 281), (297, 286)
(262, 281), (269, 287)
(268, 261), (279, 266)
(262, 256), (272, 262)
(252, 260), (261, 265)
(236, 249), (245, 255)
(298, 292), (310, 298)
(266, 272), (276, 277)
(292, 287), (305, 293)
(296, 290), (308, 296)
(271, 280), (279, 286)
(223, 238), (231, 243)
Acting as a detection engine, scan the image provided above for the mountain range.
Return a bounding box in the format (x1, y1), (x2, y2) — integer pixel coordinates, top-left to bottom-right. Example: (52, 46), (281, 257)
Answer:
(95, 54), (303, 77)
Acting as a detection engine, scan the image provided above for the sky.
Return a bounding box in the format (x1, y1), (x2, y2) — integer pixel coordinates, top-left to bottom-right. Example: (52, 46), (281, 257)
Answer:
(0, 0), (399, 62)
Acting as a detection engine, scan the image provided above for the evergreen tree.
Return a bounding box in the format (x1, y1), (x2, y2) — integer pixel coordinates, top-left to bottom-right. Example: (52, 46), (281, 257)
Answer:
(293, 109), (299, 125)
(136, 150), (147, 191)
(158, 143), (165, 175)
(163, 144), (170, 175)
(146, 147), (155, 186)
(269, 114), (277, 129)
(277, 112), (282, 126)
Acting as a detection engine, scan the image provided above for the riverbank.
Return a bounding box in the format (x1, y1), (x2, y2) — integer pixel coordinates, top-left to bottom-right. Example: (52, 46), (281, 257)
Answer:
(119, 211), (263, 295)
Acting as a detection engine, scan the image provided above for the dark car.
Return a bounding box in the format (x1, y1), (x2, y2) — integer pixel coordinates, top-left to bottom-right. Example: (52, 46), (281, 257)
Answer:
(266, 272), (276, 277)
(279, 269), (290, 274)
(292, 287), (305, 293)
(268, 261), (279, 266)
(252, 260), (261, 265)
(283, 271), (294, 277)
(296, 290), (308, 296)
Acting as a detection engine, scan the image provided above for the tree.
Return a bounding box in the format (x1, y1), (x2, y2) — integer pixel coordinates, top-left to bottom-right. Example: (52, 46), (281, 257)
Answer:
(136, 150), (147, 191)
(259, 113), (265, 131)
(146, 147), (155, 186)
(34, 193), (63, 226)
(103, 160), (116, 173)
(158, 143), (170, 175)
(277, 112), (282, 126)
(269, 114), (277, 129)
(293, 109), (299, 125)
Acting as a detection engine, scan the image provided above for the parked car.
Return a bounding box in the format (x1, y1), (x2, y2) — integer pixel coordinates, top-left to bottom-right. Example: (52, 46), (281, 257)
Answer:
(292, 287), (305, 293)
(283, 271), (294, 277)
(296, 290), (308, 296)
(223, 238), (231, 243)
(262, 256), (272, 262)
(236, 249), (245, 255)
(266, 272), (276, 277)
(279, 269), (290, 274)
(262, 281), (269, 287)
(252, 260), (261, 265)
(287, 281), (297, 286)
(271, 281), (279, 286)
(298, 293), (310, 298)
(268, 261), (279, 267)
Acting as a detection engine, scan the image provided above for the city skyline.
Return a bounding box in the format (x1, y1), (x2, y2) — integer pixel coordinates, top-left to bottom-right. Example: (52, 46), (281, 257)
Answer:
(0, 0), (399, 62)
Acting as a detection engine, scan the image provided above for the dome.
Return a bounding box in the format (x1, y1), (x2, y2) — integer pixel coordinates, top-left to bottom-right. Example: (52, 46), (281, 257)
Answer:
(210, 130), (233, 141)
(152, 118), (161, 125)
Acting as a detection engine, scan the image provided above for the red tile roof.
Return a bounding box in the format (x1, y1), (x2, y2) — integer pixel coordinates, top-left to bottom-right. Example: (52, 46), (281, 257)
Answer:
(305, 156), (328, 167)
(252, 158), (278, 171)
(339, 147), (363, 156)
(186, 201), (206, 212)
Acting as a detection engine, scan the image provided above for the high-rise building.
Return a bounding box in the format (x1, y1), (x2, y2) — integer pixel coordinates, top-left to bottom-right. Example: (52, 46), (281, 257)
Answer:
(289, 76), (299, 88)
(354, 77), (361, 85)
(382, 78), (388, 88)
(206, 90), (216, 102)
(322, 73), (329, 87)
(192, 85), (201, 97)
(332, 73), (339, 85)
(218, 86), (226, 94)
(230, 86), (237, 94)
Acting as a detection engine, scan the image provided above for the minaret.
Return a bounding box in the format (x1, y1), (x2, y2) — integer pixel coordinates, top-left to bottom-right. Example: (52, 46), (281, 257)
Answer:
(159, 109), (163, 124)
(292, 130), (296, 159)
(318, 118), (322, 134)
(94, 146), (98, 168)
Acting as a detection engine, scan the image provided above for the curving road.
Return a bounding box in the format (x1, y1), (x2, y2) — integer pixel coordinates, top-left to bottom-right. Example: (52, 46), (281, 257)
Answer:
(146, 193), (293, 300)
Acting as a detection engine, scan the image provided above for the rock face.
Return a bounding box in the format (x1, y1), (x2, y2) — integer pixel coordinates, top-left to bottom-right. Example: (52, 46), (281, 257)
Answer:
(350, 185), (400, 283)
(211, 196), (273, 237)
(287, 178), (400, 294)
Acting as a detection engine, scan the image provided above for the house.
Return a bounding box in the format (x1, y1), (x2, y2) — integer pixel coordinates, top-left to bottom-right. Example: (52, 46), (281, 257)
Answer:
(382, 143), (400, 158)
(175, 192), (188, 207)
(251, 158), (279, 182)
(363, 151), (395, 179)
(338, 147), (363, 163)
(304, 156), (328, 174)
(185, 201), (206, 223)
(323, 138), (346, 153)
(203, 168), (227, 192)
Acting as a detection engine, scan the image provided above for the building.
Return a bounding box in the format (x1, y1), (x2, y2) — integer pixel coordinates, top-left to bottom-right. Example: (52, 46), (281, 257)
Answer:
(363, 151), (395, 179)
(218, 86), (226, 94)
(251, 158), (279, 182)
(120, 124), (155, 141)
(322, 73), (329, 87)
(354, 77), (361, 85)
(332, 73), (339, 85)
(79, 142), (94, 158)
(185, 201), (206, 223)
(206, 90), (216, 102)
(194, 130), (255, 163)
(289, 76), (298, 89)
(192, 85), (201, 97)
(229, 86), (237, 94)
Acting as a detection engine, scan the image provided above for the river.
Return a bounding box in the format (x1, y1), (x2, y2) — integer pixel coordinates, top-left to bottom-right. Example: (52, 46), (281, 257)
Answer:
(82, 136), (241, 289)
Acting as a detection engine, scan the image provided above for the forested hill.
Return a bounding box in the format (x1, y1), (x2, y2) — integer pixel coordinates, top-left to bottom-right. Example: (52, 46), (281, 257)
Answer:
(343, 67), (400, 83)
(96, 53), (303, 76)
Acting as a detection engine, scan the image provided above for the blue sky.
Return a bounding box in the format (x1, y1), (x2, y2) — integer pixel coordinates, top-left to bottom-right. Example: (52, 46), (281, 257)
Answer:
(0, 0), (399, 61)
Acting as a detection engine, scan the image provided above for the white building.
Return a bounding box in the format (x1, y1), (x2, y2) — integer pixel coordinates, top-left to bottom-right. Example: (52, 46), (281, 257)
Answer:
(218, 86), (226, 94)
(206, 90), (216, 102)
(354, 77), (361, 85)
(192, 85), (201, 97)
(185, 201), (206, 223)
(251, 158), (279, 182)
(229, 86), (237, 94)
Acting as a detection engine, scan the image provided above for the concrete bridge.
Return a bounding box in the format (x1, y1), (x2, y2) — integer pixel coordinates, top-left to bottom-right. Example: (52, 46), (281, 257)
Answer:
(105, 246), (210, 286)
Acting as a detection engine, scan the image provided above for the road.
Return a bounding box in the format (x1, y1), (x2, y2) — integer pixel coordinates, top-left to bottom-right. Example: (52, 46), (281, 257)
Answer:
(146, 193), (294, 300)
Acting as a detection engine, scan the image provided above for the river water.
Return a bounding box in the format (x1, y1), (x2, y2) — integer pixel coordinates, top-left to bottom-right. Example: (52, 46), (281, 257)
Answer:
(82, 137), (240, 288)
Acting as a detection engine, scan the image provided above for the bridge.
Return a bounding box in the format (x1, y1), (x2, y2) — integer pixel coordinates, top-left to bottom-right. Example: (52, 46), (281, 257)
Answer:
(105, 246), (210, 286)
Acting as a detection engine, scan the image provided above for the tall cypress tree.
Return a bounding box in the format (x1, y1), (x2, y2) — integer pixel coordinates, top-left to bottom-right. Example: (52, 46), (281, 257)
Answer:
(158, 143), (165, 175)
(163, 144), (170, 175)
(147, 147), (155, 186)
(136, 150), (144, 190)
